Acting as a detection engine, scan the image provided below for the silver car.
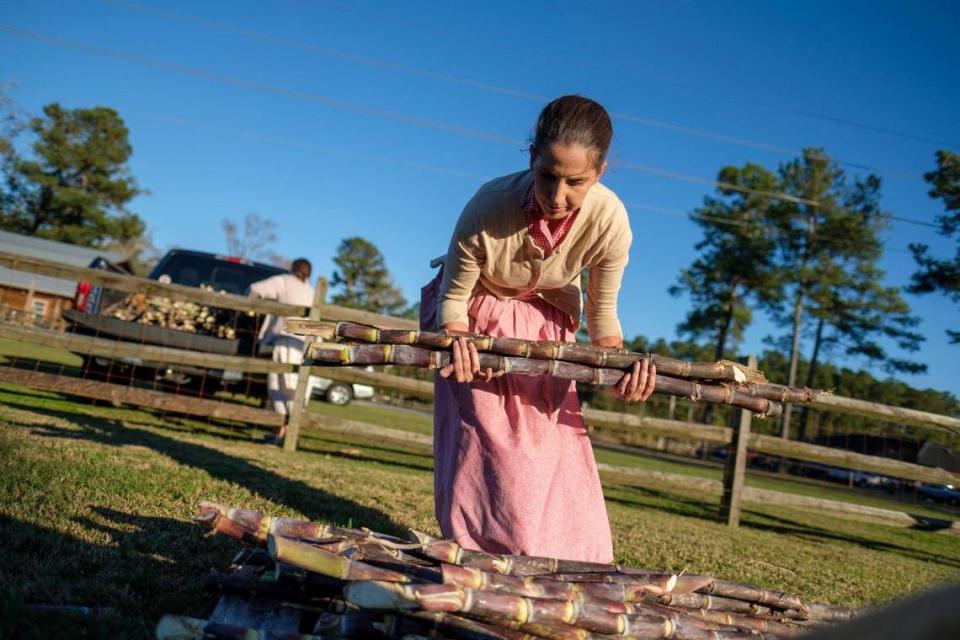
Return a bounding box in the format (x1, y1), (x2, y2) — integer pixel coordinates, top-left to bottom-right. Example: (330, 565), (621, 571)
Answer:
(309, 375), (375, 406)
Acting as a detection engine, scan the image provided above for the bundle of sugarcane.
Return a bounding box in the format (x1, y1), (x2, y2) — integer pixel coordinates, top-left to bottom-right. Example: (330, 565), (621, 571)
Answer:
(286, 320), (826, 418)
(104, 285), (237, 339)
(167, 501), (856, 640)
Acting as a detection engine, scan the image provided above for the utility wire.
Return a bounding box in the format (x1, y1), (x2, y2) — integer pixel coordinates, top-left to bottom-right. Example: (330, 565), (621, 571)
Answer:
(303, 0), (960, 151)
(129, 109), (914, 256)
(105, 0), (923, 183)
(0, 25), (940, 232)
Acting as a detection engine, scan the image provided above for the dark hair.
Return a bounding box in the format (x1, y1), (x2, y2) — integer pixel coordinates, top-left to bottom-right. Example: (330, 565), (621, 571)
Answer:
(532, 95), (613, 167)
(291, 258), (312, 276)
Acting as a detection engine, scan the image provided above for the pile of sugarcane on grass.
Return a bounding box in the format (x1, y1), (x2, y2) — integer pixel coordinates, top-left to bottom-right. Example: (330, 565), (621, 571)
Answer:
(105, 286), (239, 339)
(284, 320), (828, 418)
(156, 502), (856, 640)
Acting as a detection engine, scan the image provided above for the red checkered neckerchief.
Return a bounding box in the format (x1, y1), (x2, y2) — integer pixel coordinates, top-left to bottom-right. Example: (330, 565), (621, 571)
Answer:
(522, 183), (579, 256)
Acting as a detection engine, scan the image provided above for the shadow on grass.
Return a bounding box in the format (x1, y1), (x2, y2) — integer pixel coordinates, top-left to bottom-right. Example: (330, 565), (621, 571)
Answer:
(739, 509), (960, 569)
(295, 433), (434, 474)
(606, 482), (960, 569)
(0, 508), (232, 638)
(2, 398), (405, 537)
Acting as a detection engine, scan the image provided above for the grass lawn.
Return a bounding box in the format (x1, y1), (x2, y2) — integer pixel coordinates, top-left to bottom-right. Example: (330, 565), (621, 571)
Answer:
(0, 337), (83, 368)
(310, 399), (960, 521)
(1, 383), (959, 638)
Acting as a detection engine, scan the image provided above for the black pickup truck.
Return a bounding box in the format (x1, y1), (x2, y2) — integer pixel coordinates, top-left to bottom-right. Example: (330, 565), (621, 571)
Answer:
(66, 249), (286, 392)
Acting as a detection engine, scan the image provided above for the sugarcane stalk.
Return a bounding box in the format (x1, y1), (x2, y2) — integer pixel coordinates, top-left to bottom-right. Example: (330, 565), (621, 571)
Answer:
(288, 320), (771, 385)
(192, 503), (852, 637)
(196, 502), (417, 550)
(156, 615), (331, 640)
(803, 603), (857, 623)
(345, 580), (627, 635)
(268, 534), (412, 583)
(653, 591), (800, 617)
(317, 611), (535, 640)
(292, 320), (830, 405)
(680, 609), (798, 638)
(697, 580), (805, 613)
(202, 568), (344, 604)
(343, 580), (767, 638)
(305, 343), (782, 417)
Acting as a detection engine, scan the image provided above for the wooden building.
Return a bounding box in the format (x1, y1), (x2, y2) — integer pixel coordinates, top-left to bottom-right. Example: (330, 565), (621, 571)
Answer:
(0, 231), (126, 327)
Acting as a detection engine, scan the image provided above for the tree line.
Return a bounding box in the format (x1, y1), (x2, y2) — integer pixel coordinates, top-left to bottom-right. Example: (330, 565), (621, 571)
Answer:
(2, 98), (957, 420)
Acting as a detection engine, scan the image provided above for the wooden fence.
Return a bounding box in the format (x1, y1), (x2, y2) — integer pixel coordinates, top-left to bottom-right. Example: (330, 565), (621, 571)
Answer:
(1, 250), (958, 530)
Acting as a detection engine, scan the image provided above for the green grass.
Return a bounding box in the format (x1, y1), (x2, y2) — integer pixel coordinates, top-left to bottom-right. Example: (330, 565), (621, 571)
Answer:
(308, 399), (434, 436)
(0, 337), (83, 368)
(0, 386), (958, 638)
(592, 442), (959, 521)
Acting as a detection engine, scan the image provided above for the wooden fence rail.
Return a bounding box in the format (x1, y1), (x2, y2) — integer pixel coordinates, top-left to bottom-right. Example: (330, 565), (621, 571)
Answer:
(303, 363), (960, 487)
(0, 322), (295, 374)
(301, 410), (959, 535)
(0, 366), (283, 427)
(3, 247), (959, 529)
(0, 250), (417, 329)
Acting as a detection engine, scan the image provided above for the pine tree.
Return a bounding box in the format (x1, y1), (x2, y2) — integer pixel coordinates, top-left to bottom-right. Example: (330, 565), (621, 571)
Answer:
(670, 163), (782, 363)
(770, 149), (923, 438)
(909, 150), (960, 343)
(330, 237), (408, 315)
(1, 102), (144, 250)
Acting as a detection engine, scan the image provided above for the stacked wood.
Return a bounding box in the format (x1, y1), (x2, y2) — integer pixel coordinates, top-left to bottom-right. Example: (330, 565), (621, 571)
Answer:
(104, 286), (238, 339)
(167, 501), (857, 640)
(287, 320), (828, 417)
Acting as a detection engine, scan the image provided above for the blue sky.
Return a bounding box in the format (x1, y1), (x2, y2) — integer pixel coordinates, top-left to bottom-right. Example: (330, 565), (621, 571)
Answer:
(2, 0), (958, 395)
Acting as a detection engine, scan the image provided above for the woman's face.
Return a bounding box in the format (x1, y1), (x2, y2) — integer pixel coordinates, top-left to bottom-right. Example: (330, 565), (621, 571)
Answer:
(530, 141), (607, 220)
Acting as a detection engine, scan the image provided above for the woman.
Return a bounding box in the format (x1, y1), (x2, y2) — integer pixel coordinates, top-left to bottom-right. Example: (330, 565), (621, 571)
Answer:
(423, 95), (655, 563)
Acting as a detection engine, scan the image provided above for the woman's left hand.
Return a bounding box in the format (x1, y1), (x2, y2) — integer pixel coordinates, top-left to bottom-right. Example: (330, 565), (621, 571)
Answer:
(613, 359), (656, 402)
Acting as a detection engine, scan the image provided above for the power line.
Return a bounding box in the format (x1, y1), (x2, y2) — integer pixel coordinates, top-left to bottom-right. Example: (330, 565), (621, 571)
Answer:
(103, 0), (923, 183)
(127, 110), (491, 181)
(302, 0), (960, 151)
(130, 110), (916, 255)
(0, 24), (941, 232)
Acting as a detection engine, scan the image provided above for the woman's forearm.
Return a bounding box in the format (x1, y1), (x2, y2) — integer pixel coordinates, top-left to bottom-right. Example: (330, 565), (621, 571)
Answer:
(592, 335), (624, 349)
(441, 322), (470, 334)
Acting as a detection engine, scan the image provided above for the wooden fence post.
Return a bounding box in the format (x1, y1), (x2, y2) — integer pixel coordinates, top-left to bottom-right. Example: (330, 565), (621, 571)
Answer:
(282, 277), (326, 452)
(719, 354), (757, 527)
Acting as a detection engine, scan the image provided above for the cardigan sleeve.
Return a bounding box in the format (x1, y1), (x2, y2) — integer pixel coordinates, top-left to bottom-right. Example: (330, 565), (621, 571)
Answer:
(585, 212), (632, 341)
(438, 197), (486, 328)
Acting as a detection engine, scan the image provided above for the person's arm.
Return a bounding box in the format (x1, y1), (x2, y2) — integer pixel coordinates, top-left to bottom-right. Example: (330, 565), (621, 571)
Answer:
(586, 220), (655, 402)
(438, 204), (484, 333)
(437, 200), (493, 383)
(248, 274), (282, 300)
(585, 224), (631, 347)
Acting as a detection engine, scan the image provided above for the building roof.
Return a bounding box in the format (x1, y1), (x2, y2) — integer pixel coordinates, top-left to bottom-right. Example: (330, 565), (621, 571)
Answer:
(0, 230), (127, 298)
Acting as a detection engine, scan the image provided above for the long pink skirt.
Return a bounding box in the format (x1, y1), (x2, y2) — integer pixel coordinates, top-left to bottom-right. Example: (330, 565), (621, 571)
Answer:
(432, 290), (614, 563)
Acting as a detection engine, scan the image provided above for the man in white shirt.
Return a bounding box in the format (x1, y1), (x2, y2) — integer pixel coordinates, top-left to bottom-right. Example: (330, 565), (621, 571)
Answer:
(249, 258), (316, 441)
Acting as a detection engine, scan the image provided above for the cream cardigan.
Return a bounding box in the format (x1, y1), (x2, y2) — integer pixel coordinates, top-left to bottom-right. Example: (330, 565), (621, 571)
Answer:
(438, 170), (632, 340)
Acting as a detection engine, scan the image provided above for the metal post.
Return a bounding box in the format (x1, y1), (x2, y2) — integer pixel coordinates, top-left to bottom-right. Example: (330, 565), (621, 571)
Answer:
(719, 354), (757, 527)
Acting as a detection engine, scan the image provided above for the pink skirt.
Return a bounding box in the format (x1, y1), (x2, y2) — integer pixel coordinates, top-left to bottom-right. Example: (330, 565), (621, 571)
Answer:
(430, 287), (614, 563)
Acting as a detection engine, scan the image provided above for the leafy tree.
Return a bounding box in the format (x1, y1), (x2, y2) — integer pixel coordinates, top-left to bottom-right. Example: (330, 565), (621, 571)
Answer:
(768, 149), (923, 437)
(330, 236), (408, 315)
(670, 163), (782, 363)
(909, 150), (960, 343)
(0, 102), (144, 250)
(222, 212), (288, 267)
